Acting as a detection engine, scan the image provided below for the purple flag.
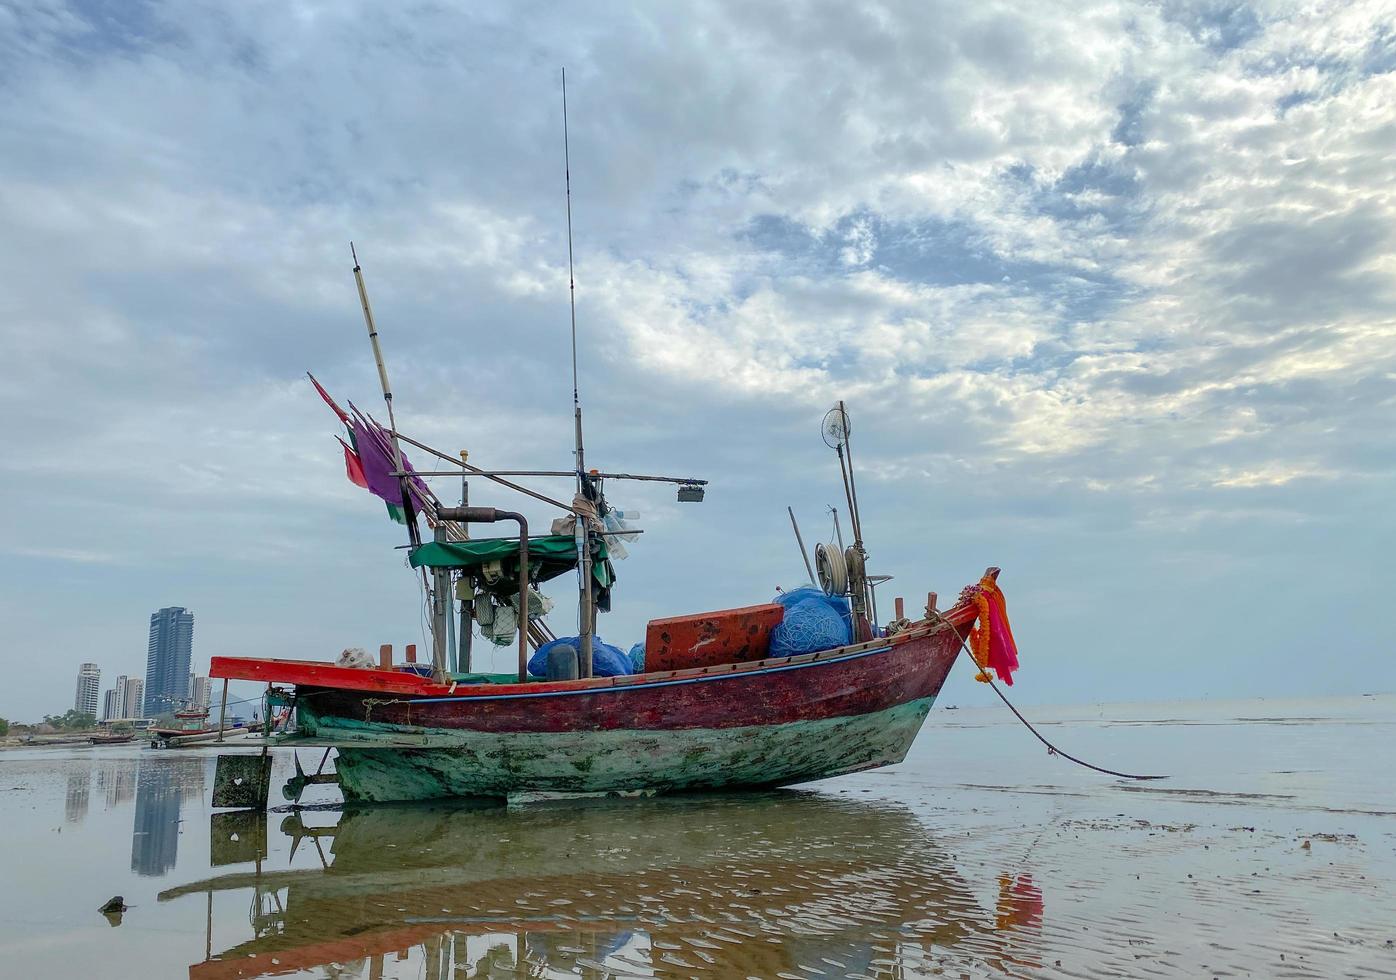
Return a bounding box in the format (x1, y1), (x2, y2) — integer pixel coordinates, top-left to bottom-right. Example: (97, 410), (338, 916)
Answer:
(351, 420), (430, 512)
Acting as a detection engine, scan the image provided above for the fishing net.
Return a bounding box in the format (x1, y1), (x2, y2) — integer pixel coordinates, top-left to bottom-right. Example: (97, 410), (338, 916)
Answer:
(768, 586), (852, 657)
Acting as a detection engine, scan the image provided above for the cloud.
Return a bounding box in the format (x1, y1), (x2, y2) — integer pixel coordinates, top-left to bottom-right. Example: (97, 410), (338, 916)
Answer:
(0, 0), (1393, 718)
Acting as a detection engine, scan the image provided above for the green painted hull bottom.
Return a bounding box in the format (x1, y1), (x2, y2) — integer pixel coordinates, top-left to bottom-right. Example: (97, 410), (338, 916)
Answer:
(327, 698), (936, 803)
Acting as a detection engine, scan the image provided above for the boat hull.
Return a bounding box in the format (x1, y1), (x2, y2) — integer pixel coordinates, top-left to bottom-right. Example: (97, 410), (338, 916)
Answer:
(328, 695), (934, 801)
(287, 623), (967, 802)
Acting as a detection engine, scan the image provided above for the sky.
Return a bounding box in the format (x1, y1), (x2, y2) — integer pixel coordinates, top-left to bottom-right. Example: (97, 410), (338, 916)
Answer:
(1, 0), (1393, 722)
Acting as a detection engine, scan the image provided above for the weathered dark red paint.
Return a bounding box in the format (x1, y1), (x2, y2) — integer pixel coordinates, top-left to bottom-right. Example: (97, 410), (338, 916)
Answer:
(304, 625), (966, 735)
(643, 602), (784, 672)
(213, 601), (976, 736)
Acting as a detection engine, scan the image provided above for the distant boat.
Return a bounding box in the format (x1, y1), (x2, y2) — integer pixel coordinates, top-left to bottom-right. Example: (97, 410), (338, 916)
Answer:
(87, 732), (136, 746)
(150, 707), (241, 747)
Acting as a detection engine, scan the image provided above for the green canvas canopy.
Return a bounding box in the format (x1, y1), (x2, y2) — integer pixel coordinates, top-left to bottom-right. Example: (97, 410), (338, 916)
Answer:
(409, 534), (612, 591)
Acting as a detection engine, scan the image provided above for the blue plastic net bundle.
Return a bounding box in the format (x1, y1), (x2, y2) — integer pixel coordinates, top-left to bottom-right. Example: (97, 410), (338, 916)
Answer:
(527, 636), (633, 678)
(768, 585), (852, 657)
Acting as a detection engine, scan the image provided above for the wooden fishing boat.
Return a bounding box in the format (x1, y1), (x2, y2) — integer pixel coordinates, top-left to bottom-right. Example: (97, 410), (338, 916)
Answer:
(209, 231), (1021, 807)
(87, 731), (136, 746)
(152, 707), (213, 739)
(213, 594), (978, 802)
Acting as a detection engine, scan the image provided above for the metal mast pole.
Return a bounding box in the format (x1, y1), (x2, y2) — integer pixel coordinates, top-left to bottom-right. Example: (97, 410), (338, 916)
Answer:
(457, 454), (473, 673)
(838, 399), (874, 626)
(562, 67), (595, 678)
(787, 506), (816, 584)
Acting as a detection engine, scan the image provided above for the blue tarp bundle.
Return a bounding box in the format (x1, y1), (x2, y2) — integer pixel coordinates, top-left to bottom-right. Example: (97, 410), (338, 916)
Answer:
(769, 586), (852, 657)
(527, 636), (633, 679)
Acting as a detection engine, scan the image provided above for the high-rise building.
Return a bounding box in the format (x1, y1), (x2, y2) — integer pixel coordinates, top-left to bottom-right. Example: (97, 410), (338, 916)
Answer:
(144, 607), (193, 716)
(191, 675), (212, 711)
(122, 678), (145, 719)
(74, 663), (100, 716)
(102, 689), (119, 721)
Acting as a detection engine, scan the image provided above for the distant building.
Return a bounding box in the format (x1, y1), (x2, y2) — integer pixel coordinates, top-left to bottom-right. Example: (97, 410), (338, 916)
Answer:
(144, 607), (193, 716)
(74, 663), (100, 716)
(121, 678), (145, 719)
(102, 689), (119, 721)
(191, 675), (212, 711)
(113, 675), (128, 718)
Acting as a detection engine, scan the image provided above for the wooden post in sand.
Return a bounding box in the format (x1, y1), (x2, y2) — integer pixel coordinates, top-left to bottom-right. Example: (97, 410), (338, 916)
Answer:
(216, 679), (228, 743)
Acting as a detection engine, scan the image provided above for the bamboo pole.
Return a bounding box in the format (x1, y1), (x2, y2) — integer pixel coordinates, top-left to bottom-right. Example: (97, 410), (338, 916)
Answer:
(350, 244), (420, 548)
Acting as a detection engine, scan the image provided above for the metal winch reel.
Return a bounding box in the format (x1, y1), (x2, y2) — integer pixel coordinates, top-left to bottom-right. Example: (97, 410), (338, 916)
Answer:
(815, 541), (867, 601)
(814, 541), (846, 596)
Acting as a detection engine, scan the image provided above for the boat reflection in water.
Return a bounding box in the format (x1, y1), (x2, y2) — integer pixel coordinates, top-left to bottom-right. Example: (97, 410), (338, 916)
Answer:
(162, 792), (1043, 978)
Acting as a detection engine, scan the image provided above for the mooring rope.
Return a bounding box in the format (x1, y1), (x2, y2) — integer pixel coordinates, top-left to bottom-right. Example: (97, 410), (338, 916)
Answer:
(929, 611), (1169, 781)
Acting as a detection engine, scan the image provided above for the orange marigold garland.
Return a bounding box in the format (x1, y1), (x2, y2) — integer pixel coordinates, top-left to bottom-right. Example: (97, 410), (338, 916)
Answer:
(971, 589), (993, 683)
(960, 572), (1021, 685)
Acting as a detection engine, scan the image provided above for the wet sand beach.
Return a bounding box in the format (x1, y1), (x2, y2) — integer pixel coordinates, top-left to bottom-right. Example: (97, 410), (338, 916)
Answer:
(0, 694), (1392, 978)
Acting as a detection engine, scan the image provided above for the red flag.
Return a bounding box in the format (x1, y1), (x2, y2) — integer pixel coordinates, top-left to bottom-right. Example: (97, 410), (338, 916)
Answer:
(336, 436), (369, 489)
(308, 371), (350, 424)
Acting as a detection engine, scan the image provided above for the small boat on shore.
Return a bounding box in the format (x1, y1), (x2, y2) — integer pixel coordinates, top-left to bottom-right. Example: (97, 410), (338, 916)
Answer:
(151, 707), (214, 742)
(87, 732), (136, 746)
(211, 390), (1011, 804)
(151, 708), (251, 748)
(216, 595), (979, 802)
(211, 229), (1021, 807)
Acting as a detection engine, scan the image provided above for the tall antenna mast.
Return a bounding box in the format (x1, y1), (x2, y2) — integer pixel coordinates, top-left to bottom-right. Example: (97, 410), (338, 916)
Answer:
(563, 67), (584, 476)
(562, 67), (596, 678)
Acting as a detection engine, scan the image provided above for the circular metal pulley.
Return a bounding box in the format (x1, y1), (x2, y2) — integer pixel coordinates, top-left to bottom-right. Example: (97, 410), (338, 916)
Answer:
(814, 541), (848, 596)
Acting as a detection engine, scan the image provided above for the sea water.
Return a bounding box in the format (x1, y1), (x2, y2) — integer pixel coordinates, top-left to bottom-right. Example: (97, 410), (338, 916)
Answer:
(0, 694), (1392, 978)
